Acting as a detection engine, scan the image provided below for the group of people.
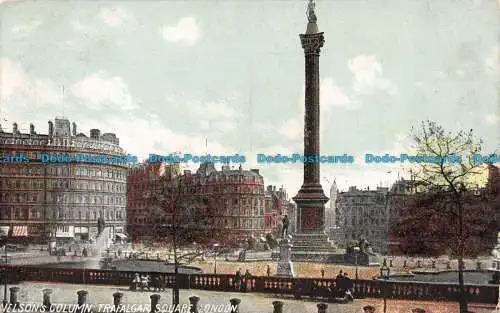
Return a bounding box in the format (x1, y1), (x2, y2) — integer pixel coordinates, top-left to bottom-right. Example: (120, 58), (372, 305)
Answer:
(331, 270), (354, 301)
(130, 273), (166, 292)
(233, 268), (252, 291)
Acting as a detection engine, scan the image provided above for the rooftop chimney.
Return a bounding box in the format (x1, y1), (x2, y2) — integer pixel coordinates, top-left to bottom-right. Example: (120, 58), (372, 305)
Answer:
(12, 123), (18, 134)
(29, 123), (35, 135)
(90, 129), (100, 140)
(48, 121), (54, 143)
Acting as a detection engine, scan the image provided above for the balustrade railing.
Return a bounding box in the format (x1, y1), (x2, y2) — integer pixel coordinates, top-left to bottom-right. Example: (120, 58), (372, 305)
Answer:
(2, 265), (498, 304)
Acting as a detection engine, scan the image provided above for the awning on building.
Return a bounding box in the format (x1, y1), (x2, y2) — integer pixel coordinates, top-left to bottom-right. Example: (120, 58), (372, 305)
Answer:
(0, 226), (10, 237)
(12, 226), (28, 237)
(55, 226), (74, 238)
(74, 227), (89, 234)
(115, 233), (127, 239)
(28, 225), (43, 235)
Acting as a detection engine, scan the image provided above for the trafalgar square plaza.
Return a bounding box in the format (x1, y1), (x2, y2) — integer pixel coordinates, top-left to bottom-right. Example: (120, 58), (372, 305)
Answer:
(0, 0), (499, 313)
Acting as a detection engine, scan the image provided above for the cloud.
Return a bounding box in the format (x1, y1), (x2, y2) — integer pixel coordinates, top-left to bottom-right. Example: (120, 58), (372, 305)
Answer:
(278, 118), (302, 140)
(98, 7), (135, 28)
(71, 21), (97, 37)
(94, 112), (234, 164)
(161, 17), (200, 45)
(298, 77), (359, 112)
(485, 44), (499, 76)
(348, 55), (397, 95)
(485, 113), (499, 125)
(11, 20), (41, 37)
(357, 132), (412, 171)
(0, 58), (59, 104)
(71, 71), (139, 110)
(165, 96), (240, 132)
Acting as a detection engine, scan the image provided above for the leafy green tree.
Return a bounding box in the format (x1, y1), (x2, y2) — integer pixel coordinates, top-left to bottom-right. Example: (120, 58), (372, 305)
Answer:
(398, 120), (497, 313)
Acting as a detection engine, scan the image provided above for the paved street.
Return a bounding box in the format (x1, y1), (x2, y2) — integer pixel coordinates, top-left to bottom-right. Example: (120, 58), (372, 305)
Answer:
(0, 282), (495, 313)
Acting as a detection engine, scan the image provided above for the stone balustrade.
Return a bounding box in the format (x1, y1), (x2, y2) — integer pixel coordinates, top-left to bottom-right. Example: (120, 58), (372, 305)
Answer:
(189, 296), (200, 313)
(316, 303), (327, 313)
(149, 294), (160, 313)
(0, 287), (495, 313)
(229, 298), (240, 313)
(42, 289), (52, 310)
(2, 264), (498, 305)
(9, 286), (20, 309)
(272, 300), (283, 313)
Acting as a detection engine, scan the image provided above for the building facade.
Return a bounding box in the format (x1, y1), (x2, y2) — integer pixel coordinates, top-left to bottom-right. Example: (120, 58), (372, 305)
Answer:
(126, 162), (181, 241)
(335, 186), (390, 253)
(0, 117), (128, 244)
(326, 179), (337, 238)
(126, 162), (293, 245)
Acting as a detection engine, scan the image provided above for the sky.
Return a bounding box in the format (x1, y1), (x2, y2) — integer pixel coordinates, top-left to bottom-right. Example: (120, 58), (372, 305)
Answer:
(0, 0), (498, 197)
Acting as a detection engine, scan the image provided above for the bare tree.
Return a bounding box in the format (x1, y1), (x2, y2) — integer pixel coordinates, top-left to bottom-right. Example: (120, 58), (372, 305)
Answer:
(406, 120), (494, 313)
(145, 174), (184, 311)
(145, 173), (228, 311)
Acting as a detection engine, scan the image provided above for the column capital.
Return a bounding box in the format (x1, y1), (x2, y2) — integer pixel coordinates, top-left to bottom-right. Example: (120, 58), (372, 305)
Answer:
(300, 32), (325, 55)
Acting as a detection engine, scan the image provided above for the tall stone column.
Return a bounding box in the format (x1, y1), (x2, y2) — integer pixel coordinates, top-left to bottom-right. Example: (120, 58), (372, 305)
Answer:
(293, 2), (328, 234)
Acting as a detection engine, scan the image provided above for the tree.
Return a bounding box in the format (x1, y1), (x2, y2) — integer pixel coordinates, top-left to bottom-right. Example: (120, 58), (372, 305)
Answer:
(397, 120), (497, 313)
(145, 173), (229, 311)
(145, 174), (185, 311)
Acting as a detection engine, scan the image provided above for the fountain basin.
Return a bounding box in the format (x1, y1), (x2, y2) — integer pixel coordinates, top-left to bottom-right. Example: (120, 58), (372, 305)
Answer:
(37, 259), (202, 274)
(380, 270), (497, 285)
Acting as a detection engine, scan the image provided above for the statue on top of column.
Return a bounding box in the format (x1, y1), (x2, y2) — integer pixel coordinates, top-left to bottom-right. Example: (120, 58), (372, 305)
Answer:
(281, 215), (290, 238)
(306, 0), (317, 23)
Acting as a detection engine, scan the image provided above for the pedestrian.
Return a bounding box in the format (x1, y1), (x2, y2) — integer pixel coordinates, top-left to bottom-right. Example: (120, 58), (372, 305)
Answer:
(234, 268), (242, 291)
(131, 273), (140, 291)
(244, 269), (252, 292)
(335, 270), (344, 297)
(343, 273), (354, 301)
(321, 268), (325, 278)
(336, 270), (343, 279)
(266, 265), (271, 277)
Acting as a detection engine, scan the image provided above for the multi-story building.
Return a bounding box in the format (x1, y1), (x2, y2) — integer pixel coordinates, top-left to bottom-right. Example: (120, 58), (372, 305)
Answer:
(264, 185), (294, 236)
(335, 186), (390, 253)
(387, 178), (420, 255)
(126, 162), (181, 241)
(126, 162), (293, 245)
(0, 117), (128, 244)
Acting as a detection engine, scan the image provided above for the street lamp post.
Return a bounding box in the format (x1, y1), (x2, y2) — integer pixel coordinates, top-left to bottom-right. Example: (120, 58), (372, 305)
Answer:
(213, 243), (220, 274)
(1, 238), (8, 311)
(380, 258), (391, 313)
(354, 246), (360, 280)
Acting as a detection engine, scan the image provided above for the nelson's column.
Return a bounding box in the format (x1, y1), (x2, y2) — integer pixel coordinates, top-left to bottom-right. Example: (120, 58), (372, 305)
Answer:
(291, 0), (340, 262)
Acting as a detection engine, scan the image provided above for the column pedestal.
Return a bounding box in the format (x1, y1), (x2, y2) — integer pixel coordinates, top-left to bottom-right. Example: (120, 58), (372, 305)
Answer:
(276, 238), (295, 277)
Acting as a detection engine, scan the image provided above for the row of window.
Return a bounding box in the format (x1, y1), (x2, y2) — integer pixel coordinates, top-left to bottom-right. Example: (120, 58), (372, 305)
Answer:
(0, 165), (126, 181)
(131, 217), (265, 229)
(0, 191), (126, 205)
(0, 179), (126, 193)
(0, 207), (126, 221)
